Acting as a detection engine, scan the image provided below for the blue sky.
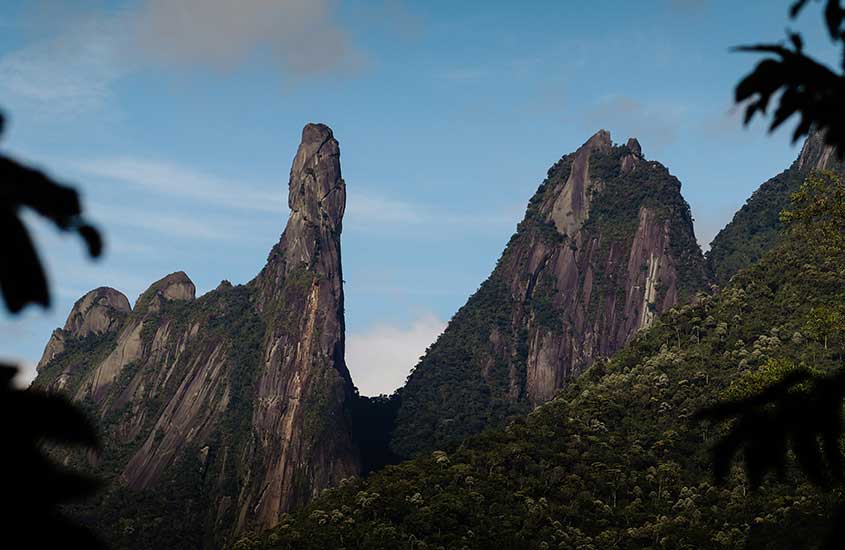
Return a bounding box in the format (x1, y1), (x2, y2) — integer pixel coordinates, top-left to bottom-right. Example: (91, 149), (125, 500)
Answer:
(0, 0), (836, 394)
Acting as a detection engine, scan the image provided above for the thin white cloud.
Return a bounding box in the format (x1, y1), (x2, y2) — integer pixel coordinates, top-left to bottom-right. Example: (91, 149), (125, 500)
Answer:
(131, 0), (358, 75)
(2, 357), (38, 389)
(346, 193), (426, 225)
(0, 15), (130, 116)
(0, 0), (362, 115)
(346, 313), (446, 396)
(346, 191), (521, 231)
(89, 201), (241, 242)
(72, 155), (520, 232)
(73, 157), (284, 214)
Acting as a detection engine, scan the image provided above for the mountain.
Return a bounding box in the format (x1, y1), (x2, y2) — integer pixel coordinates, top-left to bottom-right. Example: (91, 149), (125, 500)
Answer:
(706, 130), (844, 285)
(390, 130), (709, 458)
(238, 150), (845, 550)
(32, 123), (359, 549)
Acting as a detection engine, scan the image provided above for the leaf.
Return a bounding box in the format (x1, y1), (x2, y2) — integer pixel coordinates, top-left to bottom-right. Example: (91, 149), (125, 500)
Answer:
(824, 0), (845, 40)
(78, 223), (103, 258)
(5, 390), (99, 448)
(790, 0), (812, 18)
(789, 31), (804, 52)
(0, 214), (49, 312)
(696, 367), (845, 491)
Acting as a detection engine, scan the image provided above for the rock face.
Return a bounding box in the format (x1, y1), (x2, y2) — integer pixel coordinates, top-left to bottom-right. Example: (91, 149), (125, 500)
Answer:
(36, 287), (130, 376)
(707, 130), (845, 285)
(390, 131), (709, 457)
(33, 124), (359, 548)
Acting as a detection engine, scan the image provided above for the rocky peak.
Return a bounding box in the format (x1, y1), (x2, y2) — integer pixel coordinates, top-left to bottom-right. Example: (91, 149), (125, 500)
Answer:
(584, 128), (613, 152)
(36, 287), (130, 371)
(150, 271), (196, 301)
(621, 137), (643, 174)
(137, 271), (195, 312)
(707, 129), (845, 285)
(32, 122), (359, 546)
(215, 279), (233, 291)
(626, 137), (642, 156)
(257, 123), (346, 301)
(289, 123), (345, 232)
(390, 130), (708, 457)
(63, 287), (130, 337)
(540, 129), (613, 236)
(798, 129), (837, 172)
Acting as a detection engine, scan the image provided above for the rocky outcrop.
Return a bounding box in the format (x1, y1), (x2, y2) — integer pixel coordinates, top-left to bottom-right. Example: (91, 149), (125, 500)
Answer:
(707, 129), (845, 285)
(33, 123), (359, 548)
(390, 130), (708, 457)
(36, 287), (130, 372)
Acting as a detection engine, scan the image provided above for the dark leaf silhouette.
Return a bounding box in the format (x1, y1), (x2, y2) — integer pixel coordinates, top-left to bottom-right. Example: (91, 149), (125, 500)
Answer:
(695, 367), (845, 547)
(0, 112), (102, 313)
(0, 364), (103, 548)
(736, 0), (845, 156)
(0, 109), (104, 547)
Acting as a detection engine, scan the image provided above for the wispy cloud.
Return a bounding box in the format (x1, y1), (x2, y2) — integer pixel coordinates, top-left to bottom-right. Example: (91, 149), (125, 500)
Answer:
(0, 0), (364, 115)
(131, 0), (359, 75)
(89, 202), (243, 242)
(346, 190), (522, 231)
(346, 313), (446, 395)
(73, 157), (284, 214)
(0, 15), (130, 116)
(71, 153), (521, 234)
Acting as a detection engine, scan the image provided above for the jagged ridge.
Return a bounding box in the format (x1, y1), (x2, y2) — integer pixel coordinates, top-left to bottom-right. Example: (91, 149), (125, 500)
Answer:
(33, 124), (359, 549)
(706, 130), (845, 285)
(390, 130), (709, 458)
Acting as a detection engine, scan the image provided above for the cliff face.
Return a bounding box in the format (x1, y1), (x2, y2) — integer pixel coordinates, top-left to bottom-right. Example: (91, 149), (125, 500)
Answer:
(35, 287), (130, 376)
(390, 131), (709, 457)
(33, 124), (359, 548)
(241, 163), (845, 550)
(706, 130), (845, 285)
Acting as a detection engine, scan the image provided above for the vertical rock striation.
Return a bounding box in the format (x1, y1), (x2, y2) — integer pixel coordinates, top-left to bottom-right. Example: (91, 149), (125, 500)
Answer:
(32, 124), (359, 548)
(390, 130), (709, 457)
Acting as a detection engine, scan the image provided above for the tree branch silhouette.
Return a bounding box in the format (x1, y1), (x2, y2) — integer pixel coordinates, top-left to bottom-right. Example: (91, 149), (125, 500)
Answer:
(736, 0), (845, 156)
(0, 111), (104, 547)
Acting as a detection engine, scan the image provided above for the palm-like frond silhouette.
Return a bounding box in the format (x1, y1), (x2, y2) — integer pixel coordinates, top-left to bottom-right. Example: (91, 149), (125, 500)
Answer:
(736, 0), (845, 155)
(0, 113), (102, 313)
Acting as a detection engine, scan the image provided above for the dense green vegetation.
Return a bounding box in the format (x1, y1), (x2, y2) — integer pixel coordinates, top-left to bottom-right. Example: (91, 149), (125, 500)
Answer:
(55, 283), (267, 549)
(390, 141), (707, 459)
(32, 330), (119, 396)
(706, 135), (844, 286)
(389, 272), (528, 458)
(705, 161), (808, 286)
(235, 172), (845, 550)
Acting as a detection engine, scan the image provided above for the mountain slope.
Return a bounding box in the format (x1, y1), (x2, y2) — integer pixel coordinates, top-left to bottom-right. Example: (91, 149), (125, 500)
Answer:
(390, 131), (709, 458)
(33, 123), (359, 548)
(706, 130), (844, 285)
(238, 162), (845, 550)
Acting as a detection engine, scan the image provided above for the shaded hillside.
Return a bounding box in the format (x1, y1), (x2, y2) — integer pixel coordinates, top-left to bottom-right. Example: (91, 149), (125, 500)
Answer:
(236, 173), (845, 550)
(32, 124), (360, 549)
(390, 131), (709, 458)
(706, 131), (844, 285)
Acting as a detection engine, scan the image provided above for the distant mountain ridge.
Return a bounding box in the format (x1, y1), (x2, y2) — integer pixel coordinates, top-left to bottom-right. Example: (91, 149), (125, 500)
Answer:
(33, 124), (359, 548)
(239, 134), (845, 550)
(35, 125), (843, 549)
(706, 130), (845, 285)
(390, 130), (709, 458)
